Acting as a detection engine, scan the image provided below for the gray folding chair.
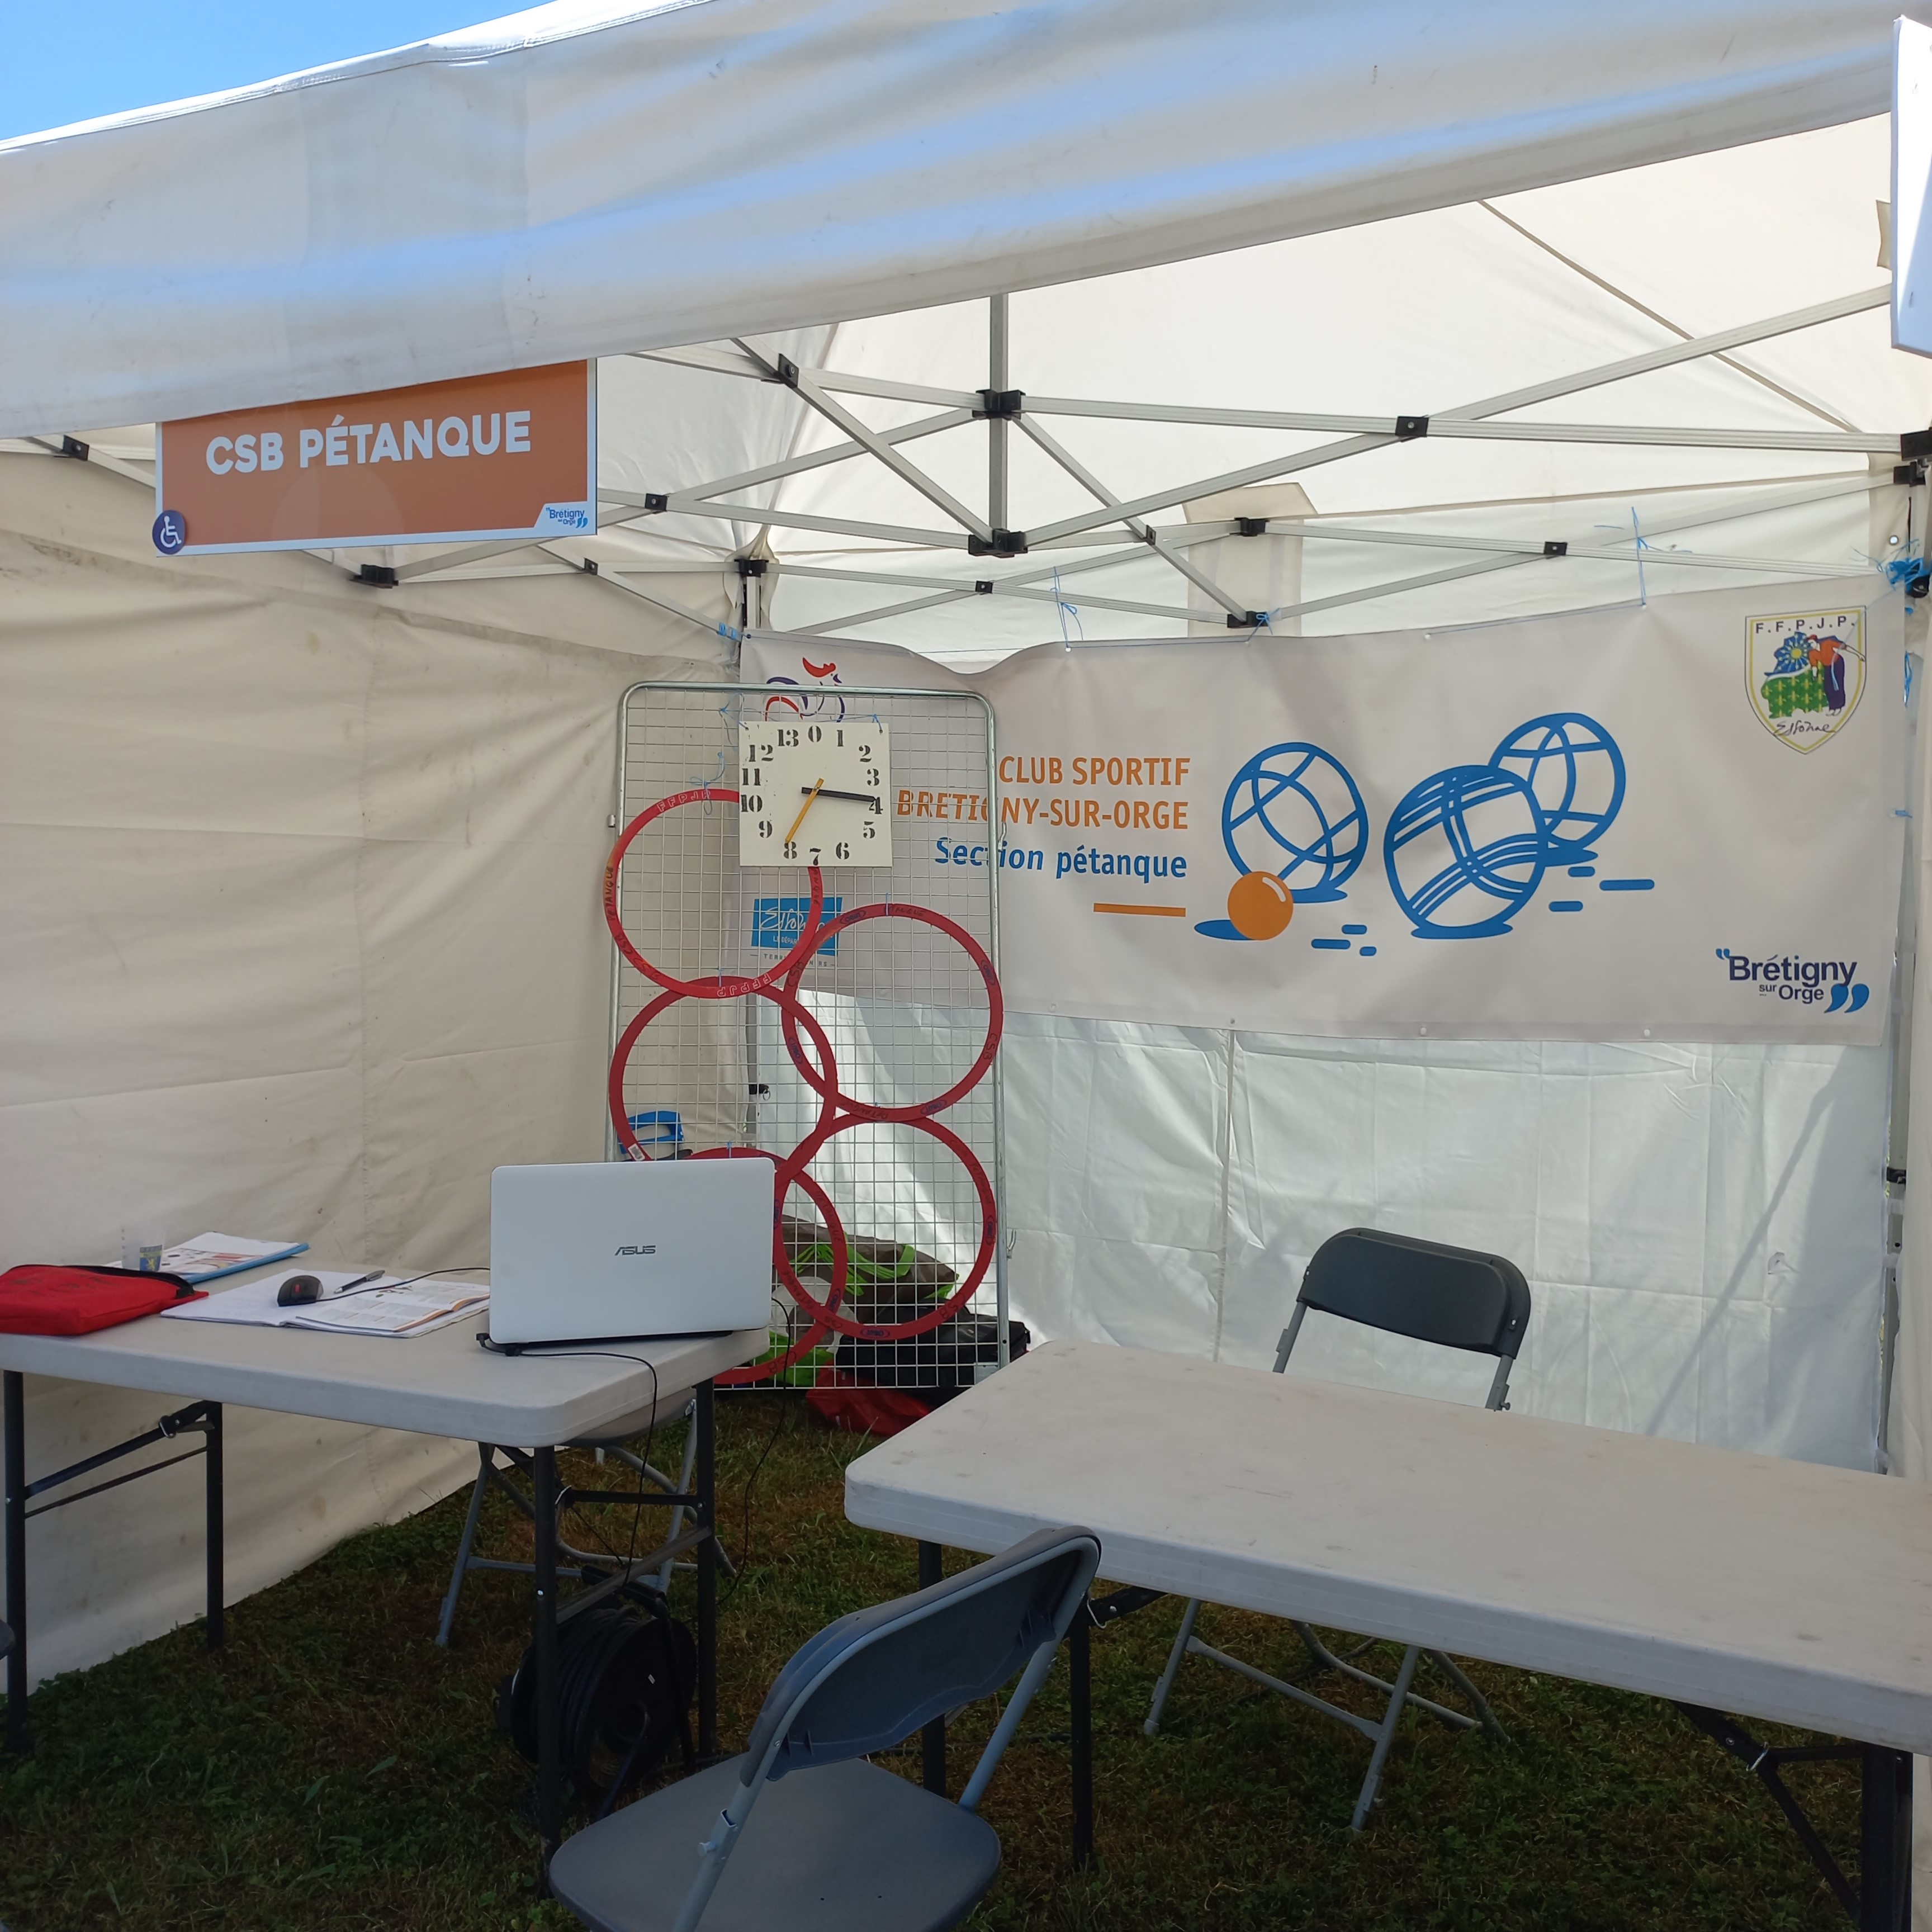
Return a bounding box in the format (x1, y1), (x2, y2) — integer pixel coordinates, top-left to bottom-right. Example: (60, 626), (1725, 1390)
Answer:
(548, 1524), (1102, 1932)
(1146, 1226), (1531, 1830)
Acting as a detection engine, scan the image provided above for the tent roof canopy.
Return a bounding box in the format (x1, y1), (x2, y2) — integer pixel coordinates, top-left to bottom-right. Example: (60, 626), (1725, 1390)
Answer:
(1, 0), (1924, 439)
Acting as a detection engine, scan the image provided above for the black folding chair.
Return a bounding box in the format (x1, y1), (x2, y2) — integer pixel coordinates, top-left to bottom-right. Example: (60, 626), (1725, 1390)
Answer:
(1145, 1227), (1531, 1829)
(548, 1524), (1102, 1932)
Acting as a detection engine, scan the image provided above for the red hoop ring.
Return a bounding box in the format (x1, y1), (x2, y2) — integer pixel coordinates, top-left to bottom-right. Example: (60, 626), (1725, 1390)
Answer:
(774, 1111), (995, 1341)
(779, 903), (1003, 1122)
(603, 787), (825, 998)
(607, 984), (840, 1161)
(695, 1146), (850, 1386)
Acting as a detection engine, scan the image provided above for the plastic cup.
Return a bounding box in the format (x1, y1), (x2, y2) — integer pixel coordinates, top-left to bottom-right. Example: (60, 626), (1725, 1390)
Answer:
(121, 1224), (165, 1272)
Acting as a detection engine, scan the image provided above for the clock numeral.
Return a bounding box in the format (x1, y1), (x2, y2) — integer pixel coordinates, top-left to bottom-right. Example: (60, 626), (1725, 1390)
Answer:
(777, 728), (799, 747)
(742, 794), (763, 813)
(866, 768), (880, 785)
(862, 818), (878, 840)
(858, 743), (872, 759)
(807, 724), (823, 742)
(758, 821), (773, 839)
(743, 765), (761, 787)
(836, 728), (846, 746)
(807, 846), (822, 863)
(783, 839), (798, 860)
(834, 841), (850, 860)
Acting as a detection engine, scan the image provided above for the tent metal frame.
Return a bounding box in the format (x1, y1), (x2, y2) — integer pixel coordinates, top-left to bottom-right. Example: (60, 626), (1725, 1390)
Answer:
(7, 278), (1919, 648)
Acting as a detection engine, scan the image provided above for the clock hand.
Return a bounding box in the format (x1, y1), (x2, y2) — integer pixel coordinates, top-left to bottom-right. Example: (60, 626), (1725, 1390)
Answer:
(783, 779), (825, 846)
(802, 787), (882, 811)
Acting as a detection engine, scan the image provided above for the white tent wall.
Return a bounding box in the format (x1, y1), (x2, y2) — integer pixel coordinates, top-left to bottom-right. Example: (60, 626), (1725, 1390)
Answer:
(1010, 1018), (1891, 1469)
(0, 450), (735, 1682)
(3, 0), (1931, 1730)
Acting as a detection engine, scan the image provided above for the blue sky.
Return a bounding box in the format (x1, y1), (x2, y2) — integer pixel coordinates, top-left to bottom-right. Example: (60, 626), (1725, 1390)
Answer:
(2, 3), (501, 141)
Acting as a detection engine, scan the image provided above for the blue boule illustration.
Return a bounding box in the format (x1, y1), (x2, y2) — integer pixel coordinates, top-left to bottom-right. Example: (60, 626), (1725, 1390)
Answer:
(1384, 764), (1547, 937)
(1220, 742), (1367, 903)
(1490, 712), (1626, 861)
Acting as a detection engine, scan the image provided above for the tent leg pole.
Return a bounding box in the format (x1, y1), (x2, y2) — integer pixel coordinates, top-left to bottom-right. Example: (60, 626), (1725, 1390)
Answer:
(989, 292), (1009, 531)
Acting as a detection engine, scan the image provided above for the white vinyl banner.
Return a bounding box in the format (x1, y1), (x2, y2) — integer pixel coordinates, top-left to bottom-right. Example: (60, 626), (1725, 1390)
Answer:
(749, 577), (1906, 1043)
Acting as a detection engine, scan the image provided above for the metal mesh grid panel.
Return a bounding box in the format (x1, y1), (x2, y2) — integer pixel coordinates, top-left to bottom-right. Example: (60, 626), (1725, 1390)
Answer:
(607, 681), (1005, 1391)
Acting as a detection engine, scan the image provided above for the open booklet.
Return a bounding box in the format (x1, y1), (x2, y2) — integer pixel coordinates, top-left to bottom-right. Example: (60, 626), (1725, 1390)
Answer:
(160, 1269), (489, 1338)
(155, 1234), (310, 1284)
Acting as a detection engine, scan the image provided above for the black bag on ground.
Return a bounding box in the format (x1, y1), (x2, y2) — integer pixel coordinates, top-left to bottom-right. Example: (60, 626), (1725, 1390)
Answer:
(499, 1587), (695, 1816)
(837, 1317), (1030, 1403)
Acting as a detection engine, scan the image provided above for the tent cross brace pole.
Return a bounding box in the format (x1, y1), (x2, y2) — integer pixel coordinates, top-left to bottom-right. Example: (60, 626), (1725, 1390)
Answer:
(1014, 413), (1248, 618)
(734, 334), (992, 542)
(1022, 286), (1896, 548)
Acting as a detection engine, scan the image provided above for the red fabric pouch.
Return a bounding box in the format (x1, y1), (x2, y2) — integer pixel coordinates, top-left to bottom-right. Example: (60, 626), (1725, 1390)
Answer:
(0, 1265), (206, 1336)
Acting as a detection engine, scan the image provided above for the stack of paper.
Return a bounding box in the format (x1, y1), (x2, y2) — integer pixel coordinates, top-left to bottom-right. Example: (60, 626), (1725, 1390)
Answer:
(162, 1270), (489, 1338)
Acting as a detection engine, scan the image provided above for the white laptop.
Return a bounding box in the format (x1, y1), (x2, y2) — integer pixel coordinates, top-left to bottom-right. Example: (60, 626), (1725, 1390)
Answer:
(488, 1158), (773, 1346)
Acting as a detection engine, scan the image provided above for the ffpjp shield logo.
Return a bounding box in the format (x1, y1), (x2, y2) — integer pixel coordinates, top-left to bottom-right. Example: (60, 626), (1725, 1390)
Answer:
(1747, 607), (1864, 752)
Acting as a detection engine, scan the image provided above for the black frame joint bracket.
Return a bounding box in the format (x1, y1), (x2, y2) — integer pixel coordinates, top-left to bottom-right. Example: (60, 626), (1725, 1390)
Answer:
(1900, 428), (1932, 462)
(735, 557), (768, 580)
(581, 558), (599, 576)
(1895, 460), (1928, 486)
(355, 564), (398, 589)
(1235, 517), (1269, 537)
(1888, 1166), (1908, 1186)
(1395, 414), (1429, 441)
(1543, 540), (1568, 557)
(968, 529), (1027, 558)
(974, 580), (994, 594)
(1086, 1585), (1166, 1627)
(774, 354), (801, 389)
(58, 435), (90, 461)
(642, 492), (669, 514)
(974, 388), (1024, 420)
(1227, 610), (1270, 629)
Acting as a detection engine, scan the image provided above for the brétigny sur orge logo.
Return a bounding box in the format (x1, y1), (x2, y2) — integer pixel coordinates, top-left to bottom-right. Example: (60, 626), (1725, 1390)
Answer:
(1715, 950), (1868, 1014)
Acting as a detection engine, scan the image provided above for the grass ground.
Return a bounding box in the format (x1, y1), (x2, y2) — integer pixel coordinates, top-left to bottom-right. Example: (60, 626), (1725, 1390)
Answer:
(0, 1395), (1863, 1930)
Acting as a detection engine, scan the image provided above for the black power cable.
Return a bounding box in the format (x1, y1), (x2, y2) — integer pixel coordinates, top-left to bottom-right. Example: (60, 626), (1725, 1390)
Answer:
(501, 1588), (695, 1815)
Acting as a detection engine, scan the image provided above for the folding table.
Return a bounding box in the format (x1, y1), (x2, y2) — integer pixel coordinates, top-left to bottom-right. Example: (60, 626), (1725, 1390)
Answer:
(0, 1261), (763, 1865)
(846, 1339), (1931, 1931)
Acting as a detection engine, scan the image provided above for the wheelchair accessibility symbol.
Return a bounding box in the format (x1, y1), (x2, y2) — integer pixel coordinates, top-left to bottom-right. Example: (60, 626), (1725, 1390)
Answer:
(151, 509), (187, 555)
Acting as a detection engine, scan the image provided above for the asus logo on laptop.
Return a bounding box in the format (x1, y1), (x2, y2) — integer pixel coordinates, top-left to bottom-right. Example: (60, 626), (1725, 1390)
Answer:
(614, 1243), (658, 1257)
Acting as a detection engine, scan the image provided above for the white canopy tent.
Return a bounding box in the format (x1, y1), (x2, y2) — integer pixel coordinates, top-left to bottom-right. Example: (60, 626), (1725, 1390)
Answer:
(5, 0), (1932, 1699)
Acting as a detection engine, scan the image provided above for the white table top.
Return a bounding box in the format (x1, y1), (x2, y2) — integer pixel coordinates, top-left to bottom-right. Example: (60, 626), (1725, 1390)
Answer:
(846, 1339), (1932, 1754)
(0, 1259), (764, 1446)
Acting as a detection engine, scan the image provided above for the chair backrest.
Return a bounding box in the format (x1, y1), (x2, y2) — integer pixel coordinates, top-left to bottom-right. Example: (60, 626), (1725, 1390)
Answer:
(665, 1527), (1101, 1932)
(743, 1524), (1100, 1786)
(1281, 1228), (1531, 1409)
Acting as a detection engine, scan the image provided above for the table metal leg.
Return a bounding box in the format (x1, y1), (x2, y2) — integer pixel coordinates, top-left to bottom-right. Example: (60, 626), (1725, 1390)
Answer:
(4, 1371), (25, 1756)
(1860, 1743), (1911, 1932)
(918, 1540), (946, 1796)
(1071, 1602), (1093, 1869)
(695, 1381), (717, 1763)
(533, 1444), (561, 1868)
(204, 1401), (223, 1649)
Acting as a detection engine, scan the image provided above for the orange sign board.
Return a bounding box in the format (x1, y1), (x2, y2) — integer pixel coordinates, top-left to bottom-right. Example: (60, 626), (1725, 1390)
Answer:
(154, 362), (596, 554)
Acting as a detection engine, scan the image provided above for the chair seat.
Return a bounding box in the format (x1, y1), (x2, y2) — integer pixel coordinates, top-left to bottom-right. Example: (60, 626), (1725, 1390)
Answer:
(548, 1754), (1001, 1932)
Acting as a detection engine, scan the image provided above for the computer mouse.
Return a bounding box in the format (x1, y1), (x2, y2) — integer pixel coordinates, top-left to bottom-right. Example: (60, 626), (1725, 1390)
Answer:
(277, 1272), (324, 1306)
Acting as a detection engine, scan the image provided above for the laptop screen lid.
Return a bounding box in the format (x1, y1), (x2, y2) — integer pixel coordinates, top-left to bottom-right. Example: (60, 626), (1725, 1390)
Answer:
(489, 1159), (773, 1346)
